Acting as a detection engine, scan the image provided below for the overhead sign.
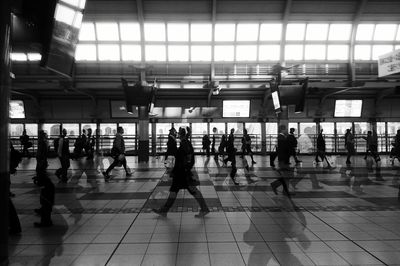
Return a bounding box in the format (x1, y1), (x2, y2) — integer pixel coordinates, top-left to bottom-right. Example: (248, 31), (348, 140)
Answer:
(378, 49), (400, 77)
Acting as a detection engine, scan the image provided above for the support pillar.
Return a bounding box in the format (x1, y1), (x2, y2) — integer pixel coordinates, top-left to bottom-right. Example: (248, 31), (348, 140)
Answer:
(278, 106), (289, 133)
(138, 106), (149, 162)
(151, 121), (157, 156)
(0, 0), (11, 263)
(261, 121), (267, 155)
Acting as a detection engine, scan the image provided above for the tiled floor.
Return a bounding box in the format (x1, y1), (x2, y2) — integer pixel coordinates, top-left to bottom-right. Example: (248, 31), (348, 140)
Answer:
(7, 154), (400, 265)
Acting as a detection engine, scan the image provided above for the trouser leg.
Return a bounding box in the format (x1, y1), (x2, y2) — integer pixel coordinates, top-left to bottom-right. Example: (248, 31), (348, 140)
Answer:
(160, 192), (177, 212)
(189, 187), (209, 211)
(9, 198), (21, 233)
(106, 159), (118, 174)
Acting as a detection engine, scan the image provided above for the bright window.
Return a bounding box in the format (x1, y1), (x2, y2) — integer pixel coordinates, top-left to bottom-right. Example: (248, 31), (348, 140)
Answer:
(259, 45), (280, 60)
(61, 0), (86, 9)
(79, 22), (95, 41)
(285, 44), (303, 60)
(210, 123), (225, 134)
(397, 26), (400, 41)
(167, 23), (189, 41)
(223, 100), (250, 118)
(356, 24), (374, 41)
(168, 45), (189, 61)
(259, 24), (282, 41)
(72, 12), (83, 29)
(27, 53), (41, 61)
(118, 123), (136, 136)
(306, 24), (328, 40)
(265, 123), (278, 134)
(96, 22), (119, 41)
(10, 53), (27, 61)
(305, 45), (326, 60)
(191, 45), (211, 61)
(75, 44), (96, 60)
(63, 124), (79, 136)
(286, 24), (306, 40)
(214, 45), (234, 61)
(334, 100), (362, 117)
(144, 23), (165, 41)
(374, 24), (397, 41)
(320, 122), (334, 134)
(121, 45), (141, 61)
(145, 45), (166, 61)
(215, 24), (235, 42)
(54, 4), (75, 25)
(327, 45), (349, 60)
(98, 44), (120, 61)
(191, 24), (212, 42)
(354, 45), (371, 60)
(236, 45), (257, 61)
(328, 24), (352, 40)
(120, 22), (140, 41)
(43, 124), (60, 137)
(236, 24), (259, 41)
(372, 45), (393, 60)
(25, 124), (38, 137)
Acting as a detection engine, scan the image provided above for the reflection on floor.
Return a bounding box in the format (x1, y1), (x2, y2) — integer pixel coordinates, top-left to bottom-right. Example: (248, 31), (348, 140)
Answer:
(8, 155), (400, 265)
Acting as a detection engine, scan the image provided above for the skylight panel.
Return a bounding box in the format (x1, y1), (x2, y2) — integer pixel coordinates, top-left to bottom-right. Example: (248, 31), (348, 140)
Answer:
(191, 45), (211, 61)
(54, 4), (75, 25)
(306, 24), (328, 41)
(327, 45), (349, 60)
(236, 24), (259, 41)
(168, 45), (189, 61)
(79, 22), (95, 41)
(120, 23), (140, 41)
(214, 45), (234, 61)
(145, 45), (166, 61)
(284, 44), (303, 60)
(259, 45), (280, 60)
(167, 23), (189, 41)
(215, 24), (235, 42)
(191, 24), (212, 42)
(373, 24), (397, 41)
(144, 23), (165, 41)
(61, 0), (86, 9)
(75, 44), (96, 60)
(259, 24), (282, 41)
(286, 24), (306, 41)
(236, 45), (257, 61)
(121, 45), (141, 61)
(356, 24), (374, 41)
(96, 22), (119, 41)
(354, 45), (371, 60)
(328, 24), (352, 41)
(305, 45), (326, 60)
(372, 45), (393, 60)
(27, 53), (42, 61)
(98, 44), (120, 61)
(10, 53), (27, 61)
(397, 26), (400, 41)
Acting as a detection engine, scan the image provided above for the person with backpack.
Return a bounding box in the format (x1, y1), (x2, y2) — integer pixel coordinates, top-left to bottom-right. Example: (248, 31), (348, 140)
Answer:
(103, 126), (131, 181)
(33, 130), (55, 227)
(202, 134), (211, 157)
(55, 129), (70, 183)
(153, 127), (209, 218)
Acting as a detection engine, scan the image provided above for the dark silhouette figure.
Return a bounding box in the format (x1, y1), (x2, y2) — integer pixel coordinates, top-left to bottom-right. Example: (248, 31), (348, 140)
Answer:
(287, 128), (301, 164)
(55, 129), (70, 183)
(153, 127), (210, 217)
(103, 126), (131, 181)
(270, 125), (291, 197)
(164, 127), (177, 166)
(33, 130), (55, 227)
(315, 129), (332, 168)
(202, 134), (211, 157)
(85, 128), (95, 160)
(211, 127), (218, 160)
(363, 130), (381, 163)
(9, 142), (22, 235)
(224, 128), (238, 184)
(390, 129), (400, 164)
(241, 129), (256, 165)
(19, 129), (32, 157)
(344, 129), (355, 164)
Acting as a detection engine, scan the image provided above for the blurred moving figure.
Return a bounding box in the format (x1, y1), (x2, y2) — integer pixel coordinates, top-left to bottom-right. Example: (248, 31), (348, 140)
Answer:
(55, 129), (70, 183)
(363, 130), (381, 163)
(315, 129), (332, 168)
(164, 127), (177, 167)
(19, 129), (32, 157)
(287, 128), (301, 164)
(241, 129), (256, 165)
(344, 129), (355, 164)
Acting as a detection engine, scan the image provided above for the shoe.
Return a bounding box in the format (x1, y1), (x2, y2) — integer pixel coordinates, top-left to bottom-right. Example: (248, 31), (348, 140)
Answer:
(126, 171), (132, 176)
(270, 183), (278, 195)
(34, 221), (53, 228)
(252, 161), (256, 164)
(346, 161), (351, 164)
(152, 208), (167, 217)
(195, 209), (210, 218)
